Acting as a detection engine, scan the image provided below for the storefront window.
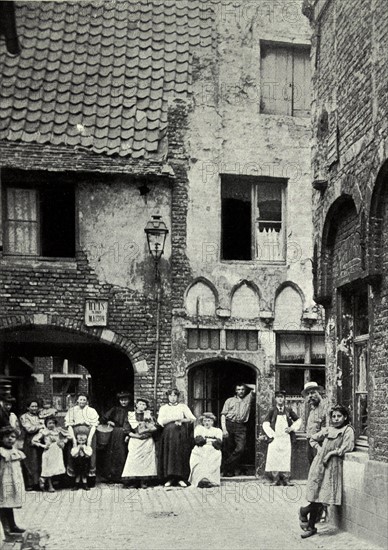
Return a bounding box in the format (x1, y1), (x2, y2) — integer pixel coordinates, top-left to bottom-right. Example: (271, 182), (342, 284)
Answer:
(276, 332), (326, 428)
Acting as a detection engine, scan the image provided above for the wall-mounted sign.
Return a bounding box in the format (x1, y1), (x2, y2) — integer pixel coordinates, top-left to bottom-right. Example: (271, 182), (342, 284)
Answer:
(85, 299), (108, 327)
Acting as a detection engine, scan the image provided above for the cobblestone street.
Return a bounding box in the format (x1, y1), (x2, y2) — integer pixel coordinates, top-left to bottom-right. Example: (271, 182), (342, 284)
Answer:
(8, 482), (382, 550)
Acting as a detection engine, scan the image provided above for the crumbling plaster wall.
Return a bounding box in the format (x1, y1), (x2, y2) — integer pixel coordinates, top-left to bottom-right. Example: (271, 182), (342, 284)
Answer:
(186, 0), (315, 314)
(78, 179), (171, 293)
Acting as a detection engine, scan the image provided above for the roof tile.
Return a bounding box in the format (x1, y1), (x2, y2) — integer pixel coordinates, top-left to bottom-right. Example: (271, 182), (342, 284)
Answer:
(0, 0), (215, 158)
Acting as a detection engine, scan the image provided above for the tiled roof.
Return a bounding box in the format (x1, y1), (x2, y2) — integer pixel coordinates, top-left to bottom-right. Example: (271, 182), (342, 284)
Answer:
(0, 0), (215, 158)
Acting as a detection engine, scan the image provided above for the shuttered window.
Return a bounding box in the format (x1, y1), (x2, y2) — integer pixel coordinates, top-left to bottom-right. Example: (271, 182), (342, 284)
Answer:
(261, 44), (311, 117)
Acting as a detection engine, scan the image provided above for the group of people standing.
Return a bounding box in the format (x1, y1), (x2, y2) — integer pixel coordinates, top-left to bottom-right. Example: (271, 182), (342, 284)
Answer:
(0, 377), (355, 542)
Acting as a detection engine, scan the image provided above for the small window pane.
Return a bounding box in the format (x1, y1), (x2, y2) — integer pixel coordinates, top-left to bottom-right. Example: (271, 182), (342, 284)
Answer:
(187, 329), (199, 349)
(199, 330), (210, 350)
(236, 331), (248, 351)
(355, 291), (369, 336)
(311, 334), (325, 365)
(226, 331), (236, 350)
(210, 330), (220, 350)
(278, 367), (305, 395)
(310, 368), (325, 389)
(248, 331), (258, 351)
(279, 334), (305, 363)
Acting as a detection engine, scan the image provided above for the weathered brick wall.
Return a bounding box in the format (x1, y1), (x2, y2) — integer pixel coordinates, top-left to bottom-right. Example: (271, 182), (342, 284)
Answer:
(308, 0), (388, 463)
(0, 250), (172, 405)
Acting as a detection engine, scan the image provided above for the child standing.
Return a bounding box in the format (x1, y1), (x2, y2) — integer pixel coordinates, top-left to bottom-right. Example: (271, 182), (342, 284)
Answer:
(70, 433), (92, 491)
(0, 426), (26, 541)
(32, 416), (68, 492)
(298, 404), (355, 539)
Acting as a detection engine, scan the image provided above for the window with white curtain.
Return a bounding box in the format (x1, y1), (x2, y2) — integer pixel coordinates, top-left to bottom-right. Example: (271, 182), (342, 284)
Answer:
(221, 175), (287, 261)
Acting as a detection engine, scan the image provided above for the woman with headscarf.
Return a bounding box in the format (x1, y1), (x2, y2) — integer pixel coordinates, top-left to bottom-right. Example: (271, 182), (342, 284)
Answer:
(189, 412), (223, 488)
(99, 391), (131, 482)
(157, 389), (196, 488)
(64, 393), (99, 485)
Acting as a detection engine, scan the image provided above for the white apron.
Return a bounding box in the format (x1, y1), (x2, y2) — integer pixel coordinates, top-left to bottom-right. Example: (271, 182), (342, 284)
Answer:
(265, 414), (291, 472)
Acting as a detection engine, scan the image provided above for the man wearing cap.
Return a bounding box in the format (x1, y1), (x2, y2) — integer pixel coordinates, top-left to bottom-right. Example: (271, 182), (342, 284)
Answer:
(262, 390), (301, 486)
(221, 383), (256, 476)
(302, 381), (328, 465)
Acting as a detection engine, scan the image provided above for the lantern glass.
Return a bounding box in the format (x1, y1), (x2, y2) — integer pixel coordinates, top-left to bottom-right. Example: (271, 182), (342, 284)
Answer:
(145, 215), (168, 260)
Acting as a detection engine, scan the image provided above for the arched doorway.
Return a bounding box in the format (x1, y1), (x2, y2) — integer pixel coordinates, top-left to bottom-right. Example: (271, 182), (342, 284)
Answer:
(188, 359), (257, 475)
(1, 326), (134, 414)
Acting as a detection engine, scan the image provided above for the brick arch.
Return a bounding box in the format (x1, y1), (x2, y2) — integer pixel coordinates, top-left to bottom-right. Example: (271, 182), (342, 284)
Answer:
(0, 313), (148, 374)
(318, 195), (359, 305)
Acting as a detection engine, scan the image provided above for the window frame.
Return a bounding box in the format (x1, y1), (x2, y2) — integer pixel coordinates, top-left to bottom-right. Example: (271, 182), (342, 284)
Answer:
(275, 331), (326, 432)
(220, 174), (288, 263)
(260, 41), (311, 117)
(1, 168), (76, 260)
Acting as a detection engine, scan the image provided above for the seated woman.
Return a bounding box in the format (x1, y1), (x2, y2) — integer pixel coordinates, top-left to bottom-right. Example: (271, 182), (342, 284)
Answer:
(157, 389), (196, 488)
(189, 412), (223, 488)
(298, 404), (355, 539)
(121, 398), (157, 489)
(99, 391), (131, 483)
(64, 393), (99, 486)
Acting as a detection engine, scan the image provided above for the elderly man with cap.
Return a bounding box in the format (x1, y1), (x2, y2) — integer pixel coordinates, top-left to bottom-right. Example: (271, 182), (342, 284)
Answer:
(302, 381), (329, 465)
(263, 390), (301, 486)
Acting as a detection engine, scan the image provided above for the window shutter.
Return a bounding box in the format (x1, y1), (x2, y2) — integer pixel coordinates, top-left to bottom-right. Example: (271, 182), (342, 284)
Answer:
(292, 49), (311, 117)
(261, 46), (292, 115)
(5, 187), (39, 255)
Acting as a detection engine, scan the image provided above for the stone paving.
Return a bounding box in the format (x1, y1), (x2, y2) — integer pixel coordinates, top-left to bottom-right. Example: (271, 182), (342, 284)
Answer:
(2, 482), (383, 550)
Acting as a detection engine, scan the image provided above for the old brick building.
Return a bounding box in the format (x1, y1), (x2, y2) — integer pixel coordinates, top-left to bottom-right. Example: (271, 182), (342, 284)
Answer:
(0, 1), (321, 479)
(304, 0), (388, 545)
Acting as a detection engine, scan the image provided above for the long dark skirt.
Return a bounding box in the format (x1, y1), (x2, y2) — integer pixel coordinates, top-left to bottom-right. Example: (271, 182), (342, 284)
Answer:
(67, 425), (96, 477)
(158, 422), (193, 482)
(99, 427), (128, 482)
(22, 433), (42, 488)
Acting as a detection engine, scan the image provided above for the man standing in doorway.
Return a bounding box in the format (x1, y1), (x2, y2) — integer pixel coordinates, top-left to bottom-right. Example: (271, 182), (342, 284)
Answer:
(301, 381), (328, 465)
(221, 383), (255, 477)
(262, 390), (301, 486)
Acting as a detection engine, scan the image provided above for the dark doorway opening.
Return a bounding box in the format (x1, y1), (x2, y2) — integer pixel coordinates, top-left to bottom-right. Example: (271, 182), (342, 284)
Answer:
(188, 359), (257, 474)
(1, 327), (134, 415)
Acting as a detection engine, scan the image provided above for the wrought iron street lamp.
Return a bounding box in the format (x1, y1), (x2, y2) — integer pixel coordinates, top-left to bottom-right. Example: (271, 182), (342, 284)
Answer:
(144, 215), (169, 263)
(144, 215), (169, 408)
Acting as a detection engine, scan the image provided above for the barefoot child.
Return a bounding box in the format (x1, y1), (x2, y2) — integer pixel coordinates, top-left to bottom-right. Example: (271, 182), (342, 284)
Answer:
(70, 433), (92, 491)
(0, 426), (26, 541)
(32, 416), (68, 492)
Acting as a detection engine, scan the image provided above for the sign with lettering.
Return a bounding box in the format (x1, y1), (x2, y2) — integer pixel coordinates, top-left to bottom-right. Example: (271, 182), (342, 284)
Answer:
(85, 299), (108, 327)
